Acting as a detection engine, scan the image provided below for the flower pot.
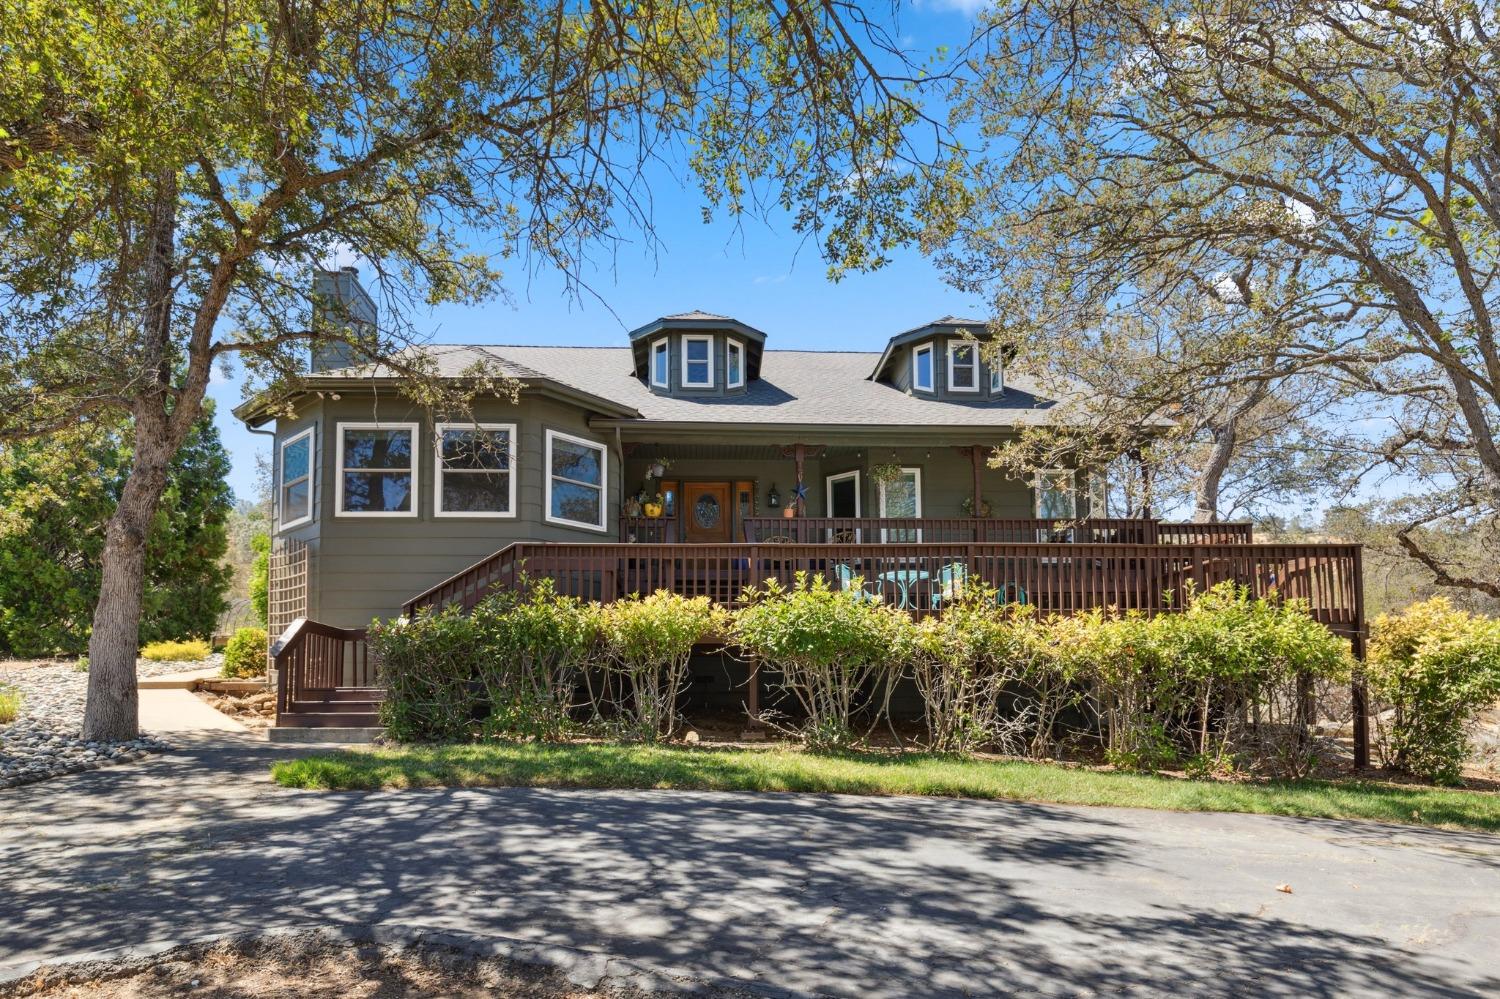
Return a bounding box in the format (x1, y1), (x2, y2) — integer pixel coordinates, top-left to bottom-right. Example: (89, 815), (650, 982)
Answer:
(623, 497), (642, 518)
(648, 462), (666, 478)
(644, 503), (664, 518)
(782, 505), (797, 519)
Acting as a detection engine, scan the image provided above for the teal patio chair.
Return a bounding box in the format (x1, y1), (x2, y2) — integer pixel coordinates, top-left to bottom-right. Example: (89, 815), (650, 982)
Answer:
(833, 563), (882, 603)
(930, 562), (969, 609)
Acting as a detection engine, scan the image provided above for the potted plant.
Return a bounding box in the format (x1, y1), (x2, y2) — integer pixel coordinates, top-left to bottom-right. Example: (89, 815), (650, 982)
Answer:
(648, 456), (672, 479)
(869, 462), (904, 486)
(623, 495), (643, 518)
(642, 491), (665, 517)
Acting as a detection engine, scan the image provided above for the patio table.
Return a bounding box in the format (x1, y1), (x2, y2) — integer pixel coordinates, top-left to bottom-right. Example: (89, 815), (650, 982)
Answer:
(878, 567), (930, 610)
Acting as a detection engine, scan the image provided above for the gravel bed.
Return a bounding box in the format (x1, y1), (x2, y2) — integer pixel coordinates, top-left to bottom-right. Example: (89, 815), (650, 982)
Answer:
(0, 656), (217, 789)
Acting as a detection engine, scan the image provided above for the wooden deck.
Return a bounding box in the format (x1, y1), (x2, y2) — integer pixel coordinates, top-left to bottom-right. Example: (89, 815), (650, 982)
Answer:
(275, 518), (1365, 759)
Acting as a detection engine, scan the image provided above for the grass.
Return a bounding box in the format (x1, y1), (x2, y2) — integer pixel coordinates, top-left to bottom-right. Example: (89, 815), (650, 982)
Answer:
(0, 684), (20, 724)
(271, 742), (1500, 833)
(139, 638), (212, 662)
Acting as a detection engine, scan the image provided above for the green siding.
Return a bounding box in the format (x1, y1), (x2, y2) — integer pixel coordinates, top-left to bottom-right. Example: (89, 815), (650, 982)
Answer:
(273, 392), (621, 627)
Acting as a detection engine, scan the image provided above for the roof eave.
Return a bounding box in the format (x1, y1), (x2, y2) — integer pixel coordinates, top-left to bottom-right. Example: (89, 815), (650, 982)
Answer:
(234, 374), (642, 428)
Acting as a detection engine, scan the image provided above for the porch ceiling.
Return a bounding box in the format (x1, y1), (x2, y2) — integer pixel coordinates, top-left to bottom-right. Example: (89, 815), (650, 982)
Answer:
(626, 443), (866, 461)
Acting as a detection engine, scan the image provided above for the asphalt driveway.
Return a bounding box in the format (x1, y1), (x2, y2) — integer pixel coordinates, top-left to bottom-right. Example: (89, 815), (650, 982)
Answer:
(3, 737), (1499, 997)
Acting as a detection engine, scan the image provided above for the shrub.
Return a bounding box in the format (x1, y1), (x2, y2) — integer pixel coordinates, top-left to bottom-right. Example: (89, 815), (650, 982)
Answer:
(471, 580), (599, 741)
(249, 532), (270, 626)
(598, 591), (722, 742)
(908, 587), (1071, 754)
(371, 608), (482, 743)
(733, 572), (905, 750)
(1368, 597), (1500, 784)
(221, 626), (268, 678)
(0, 685), (20, 724)
(139, 638), (212, 662)
(1062, 583), (1352, 776)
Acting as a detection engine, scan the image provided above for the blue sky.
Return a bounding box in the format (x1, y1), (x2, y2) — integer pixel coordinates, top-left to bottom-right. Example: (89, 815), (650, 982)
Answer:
(208, 2), (992, 503)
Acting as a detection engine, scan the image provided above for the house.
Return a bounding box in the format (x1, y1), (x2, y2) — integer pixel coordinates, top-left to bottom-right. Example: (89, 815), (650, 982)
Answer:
(236, 269), (1365, 746)
(236, 269), (1109, 632)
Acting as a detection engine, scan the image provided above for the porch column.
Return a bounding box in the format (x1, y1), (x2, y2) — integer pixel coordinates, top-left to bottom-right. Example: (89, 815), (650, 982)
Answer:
(970, 445), (983, 517)
(778, 444), (824, 517)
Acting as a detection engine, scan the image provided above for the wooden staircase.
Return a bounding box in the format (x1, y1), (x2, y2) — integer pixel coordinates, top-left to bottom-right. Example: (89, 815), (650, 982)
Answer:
(279, 686), (385, 728)
(272, 619), (382, 730)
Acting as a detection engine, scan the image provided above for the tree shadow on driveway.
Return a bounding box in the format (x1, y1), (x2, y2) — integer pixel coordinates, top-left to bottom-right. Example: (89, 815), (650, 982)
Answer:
(3, 738), (1498, 998)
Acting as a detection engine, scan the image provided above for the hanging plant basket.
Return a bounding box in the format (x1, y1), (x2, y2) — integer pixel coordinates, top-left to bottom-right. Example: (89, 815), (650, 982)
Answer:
(869, 462), (904, 485)
(961, 496), (993, 518)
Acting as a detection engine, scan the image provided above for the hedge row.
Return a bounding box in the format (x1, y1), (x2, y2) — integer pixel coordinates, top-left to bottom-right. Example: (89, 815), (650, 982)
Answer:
(371, 575), (1377, 777)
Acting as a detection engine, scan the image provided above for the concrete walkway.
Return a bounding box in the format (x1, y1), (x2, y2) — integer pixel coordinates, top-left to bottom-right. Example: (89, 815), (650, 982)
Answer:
(3, 740), (1499, 997)
(138, 686), (253, 735)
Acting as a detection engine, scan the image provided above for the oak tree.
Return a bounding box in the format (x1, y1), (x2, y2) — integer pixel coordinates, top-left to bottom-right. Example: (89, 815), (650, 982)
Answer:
(0, 0), (957, 737)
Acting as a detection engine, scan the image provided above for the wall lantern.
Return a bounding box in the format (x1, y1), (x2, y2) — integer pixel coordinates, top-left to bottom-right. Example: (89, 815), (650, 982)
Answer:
(767, 483), (781, 508)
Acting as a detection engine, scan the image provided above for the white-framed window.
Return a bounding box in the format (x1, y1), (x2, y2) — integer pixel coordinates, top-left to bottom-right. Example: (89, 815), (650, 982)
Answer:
(681, 334), (713, 388)
(878, 467), (922, 541)
(726, 338), (745, 388)
(434, 422), (516, 518)
(545, 428), (608, 531)
(911, 343), (934, 392)
(278, 426), (314, 530)
(947, 340), (979, 392)
(336, 422), (419, 517)
(651, 337), (670, 388)
(1035, 468), (1077, 519)
(990, 360), (1003, 393)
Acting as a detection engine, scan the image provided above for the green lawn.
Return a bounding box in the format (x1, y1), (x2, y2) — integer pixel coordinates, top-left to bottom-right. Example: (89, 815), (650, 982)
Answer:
(271, 742), (1500, 833)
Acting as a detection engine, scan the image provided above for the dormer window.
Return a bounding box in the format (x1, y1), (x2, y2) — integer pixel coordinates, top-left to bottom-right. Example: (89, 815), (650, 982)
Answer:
(682, 334), (713, 387)
(948, 341), (978, 392)
(990, 362), (1003, 393)
(651, 338), (669, 388)
(912, 343), (934, 392)
(726, 339), (745, 388)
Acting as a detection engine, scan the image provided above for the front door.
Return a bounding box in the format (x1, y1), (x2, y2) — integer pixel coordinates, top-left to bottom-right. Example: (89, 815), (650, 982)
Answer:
(683, 481), (732, 543)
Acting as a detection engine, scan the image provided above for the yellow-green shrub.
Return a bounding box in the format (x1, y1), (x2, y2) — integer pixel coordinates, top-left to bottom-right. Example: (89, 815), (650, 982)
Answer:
(907, 587), (1072, 755)
(1058, 584), (1352, 775)
(0, 685), (20, 724)
(221, 627), (268, 678)
(733, 572), (908, 749)
(1369, 598), (1500, 784)
(598, 591), (723, 742)
(471, 580), (599, 741)
(139, 638), (212, 662)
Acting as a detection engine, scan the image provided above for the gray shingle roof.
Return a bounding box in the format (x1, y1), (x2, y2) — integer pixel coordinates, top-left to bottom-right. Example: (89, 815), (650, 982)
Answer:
(331, 344), (1065, 428)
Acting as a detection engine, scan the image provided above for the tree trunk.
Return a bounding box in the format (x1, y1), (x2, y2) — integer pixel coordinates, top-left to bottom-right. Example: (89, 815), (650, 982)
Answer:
(82, 436), (173, 740)
(82, 168), (179, 742)
(1192, 422), (1234, 524)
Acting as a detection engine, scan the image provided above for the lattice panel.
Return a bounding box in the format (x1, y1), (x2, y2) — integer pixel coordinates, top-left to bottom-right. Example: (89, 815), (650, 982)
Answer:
(267, 537), (310, 650)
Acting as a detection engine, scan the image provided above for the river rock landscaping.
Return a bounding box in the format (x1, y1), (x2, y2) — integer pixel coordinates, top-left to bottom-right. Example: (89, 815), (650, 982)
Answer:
(0, 657), (206, 788)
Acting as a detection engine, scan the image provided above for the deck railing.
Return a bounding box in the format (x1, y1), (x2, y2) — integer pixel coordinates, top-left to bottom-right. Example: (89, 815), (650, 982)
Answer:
(271, 617), (374, 725)
(1157, 521), (1254, 544)
(405, 541), (1364, 637)
(742, 516), (1163, 544)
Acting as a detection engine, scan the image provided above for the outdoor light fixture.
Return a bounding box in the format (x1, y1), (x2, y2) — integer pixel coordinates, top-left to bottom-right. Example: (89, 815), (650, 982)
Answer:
(767, 483), (781, 508)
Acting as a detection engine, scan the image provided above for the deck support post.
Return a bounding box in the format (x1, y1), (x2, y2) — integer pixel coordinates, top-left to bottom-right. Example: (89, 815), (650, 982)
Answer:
(744, 656), (763, 729)
(1350, 546), (1370, 770)
(1351, 632), (1370, 770)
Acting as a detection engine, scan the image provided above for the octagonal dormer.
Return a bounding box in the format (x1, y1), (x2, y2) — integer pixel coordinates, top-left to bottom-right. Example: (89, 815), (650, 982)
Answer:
(869, 316), (1005, 400)
(628, 311), (768, 397)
